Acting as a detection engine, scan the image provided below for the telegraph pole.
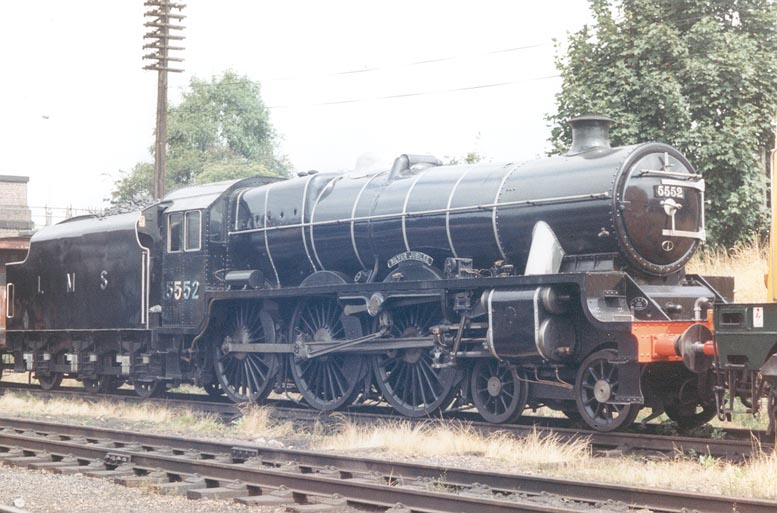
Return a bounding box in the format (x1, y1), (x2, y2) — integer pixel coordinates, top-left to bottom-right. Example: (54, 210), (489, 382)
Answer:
(143, 1), (186, 200)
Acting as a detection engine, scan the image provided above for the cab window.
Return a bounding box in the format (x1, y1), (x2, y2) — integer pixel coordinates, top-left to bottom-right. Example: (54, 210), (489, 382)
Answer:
(209, 201), (224, 242)
(185, 211), (201, 251)
(168, 210), (202, 252)
(168, 213), (183, 252)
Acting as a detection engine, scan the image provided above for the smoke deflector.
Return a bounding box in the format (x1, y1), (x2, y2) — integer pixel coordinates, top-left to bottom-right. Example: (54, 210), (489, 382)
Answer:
(524, 221), (565, 275)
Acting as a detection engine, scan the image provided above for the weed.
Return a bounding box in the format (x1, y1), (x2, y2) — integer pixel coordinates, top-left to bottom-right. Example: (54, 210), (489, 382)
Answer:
(318, 420), (591, 468)
(687, 239), (767, 303)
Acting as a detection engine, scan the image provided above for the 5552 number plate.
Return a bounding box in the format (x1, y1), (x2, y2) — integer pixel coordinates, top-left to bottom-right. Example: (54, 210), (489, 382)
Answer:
(654, 185), (685, 199)
(165, 280), (200, 301)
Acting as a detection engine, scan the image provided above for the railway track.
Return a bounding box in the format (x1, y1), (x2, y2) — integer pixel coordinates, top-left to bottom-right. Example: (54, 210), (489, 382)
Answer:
(0, 382), (769, 460)
(0, 416), (774, 513)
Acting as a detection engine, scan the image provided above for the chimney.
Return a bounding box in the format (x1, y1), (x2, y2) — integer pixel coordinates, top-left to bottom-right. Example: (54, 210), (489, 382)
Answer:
(567, 114), (614, 155)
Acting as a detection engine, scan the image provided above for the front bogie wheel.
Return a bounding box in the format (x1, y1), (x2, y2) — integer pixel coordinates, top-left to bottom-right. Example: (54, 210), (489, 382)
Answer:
(575, 349), (639, 432)
(470, 359), (527, 423)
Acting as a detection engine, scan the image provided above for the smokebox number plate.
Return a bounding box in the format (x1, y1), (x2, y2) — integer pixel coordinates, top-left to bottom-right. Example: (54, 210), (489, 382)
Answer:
(654, 185), (685, 199)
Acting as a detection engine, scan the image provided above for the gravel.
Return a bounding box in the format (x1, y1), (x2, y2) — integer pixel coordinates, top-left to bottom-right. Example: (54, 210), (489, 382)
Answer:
(0, 466), (285, 513)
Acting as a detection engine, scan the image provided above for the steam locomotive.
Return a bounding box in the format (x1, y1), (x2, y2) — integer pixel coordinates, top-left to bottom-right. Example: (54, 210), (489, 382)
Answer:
(2, 115), (733, 432)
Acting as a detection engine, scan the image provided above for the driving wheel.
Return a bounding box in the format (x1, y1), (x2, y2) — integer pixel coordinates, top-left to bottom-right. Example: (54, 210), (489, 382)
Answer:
(288, 297), (366, 410)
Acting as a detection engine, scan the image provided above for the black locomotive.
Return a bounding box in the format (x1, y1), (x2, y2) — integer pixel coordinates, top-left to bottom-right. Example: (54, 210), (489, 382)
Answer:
(3, 115), (731, 432)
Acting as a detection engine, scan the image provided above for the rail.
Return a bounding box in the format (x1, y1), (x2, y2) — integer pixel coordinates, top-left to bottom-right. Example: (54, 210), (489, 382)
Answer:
(0, 417), (773, 513)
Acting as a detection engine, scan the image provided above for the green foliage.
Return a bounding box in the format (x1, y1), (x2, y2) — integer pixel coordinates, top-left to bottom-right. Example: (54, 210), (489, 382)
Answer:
(444, 150), (485, 166)
(110, 70), (288, 206)
(549, 0), (777, 247)
(445, 134), (486, 165)
(110, 162), (154, 209)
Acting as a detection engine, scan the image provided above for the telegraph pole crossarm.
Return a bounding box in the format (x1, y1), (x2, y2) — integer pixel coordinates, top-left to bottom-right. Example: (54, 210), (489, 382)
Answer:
(142, 0), (186, 201)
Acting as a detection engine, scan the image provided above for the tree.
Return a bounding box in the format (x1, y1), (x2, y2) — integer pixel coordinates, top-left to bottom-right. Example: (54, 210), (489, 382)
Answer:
(444, 133), (486, 165)
(444, 150), (486, 166)
(110, 70), (288, 206)
(548, 0), (777, 248)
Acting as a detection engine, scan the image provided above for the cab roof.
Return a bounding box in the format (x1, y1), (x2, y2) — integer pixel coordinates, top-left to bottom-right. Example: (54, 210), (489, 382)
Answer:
(157, 175), (283, 213)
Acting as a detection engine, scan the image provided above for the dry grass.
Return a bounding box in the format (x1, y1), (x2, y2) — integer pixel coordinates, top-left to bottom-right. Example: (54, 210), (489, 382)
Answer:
(2, 390), (777, 499)
(0, 392), (293, 440)
(687, 239), (768, 303)
(0, 392), (223, 433)
(314, 418), (777, 500)
(232, 404), (294, 439)
(720, 442), (777, 499)
(319, 420), (589, 467)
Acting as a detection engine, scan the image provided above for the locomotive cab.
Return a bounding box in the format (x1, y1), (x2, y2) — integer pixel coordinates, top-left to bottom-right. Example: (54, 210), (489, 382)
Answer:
(158, 204), (207, 328)
(152, 176), (281, 330)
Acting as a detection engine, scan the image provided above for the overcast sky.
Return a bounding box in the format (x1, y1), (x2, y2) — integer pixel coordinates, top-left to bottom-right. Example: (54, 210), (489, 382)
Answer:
(0, 1), (593, 225)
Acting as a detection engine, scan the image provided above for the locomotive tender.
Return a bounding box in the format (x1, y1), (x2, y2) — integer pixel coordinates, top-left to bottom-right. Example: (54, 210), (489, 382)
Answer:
(3, 115), (731, 431)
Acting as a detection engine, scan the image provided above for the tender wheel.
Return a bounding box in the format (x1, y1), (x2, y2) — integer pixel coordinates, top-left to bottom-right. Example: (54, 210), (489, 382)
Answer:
(133, 380), (165, 399)
(98, 376), (120, 393)
(82, 377), (114, 394)
(664, 373), (717, 429)
(575, 349), (640, 432)
(288, 297), (365, 411)
(203, 382), (224, 397)
(471, 360), (527, 423)
(82, 379), (99, 394)
(36, 350), (67, 391)
(372, 302), (457, 417)
(214, 303), (280, 403)
(36, 373), (64, 391)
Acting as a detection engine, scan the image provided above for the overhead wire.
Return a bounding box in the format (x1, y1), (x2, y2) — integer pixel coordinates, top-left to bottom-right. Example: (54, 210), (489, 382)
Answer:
(164, 41), (553, 110)
(273, 74), (562, 109)
(179, 42), (549, 85)
(268, 43), (546, 81)
(169, 11), (738, 90)
(166, 10), (743, 110)
(165, 72), (562, 111)
(167, 11), (736, 110)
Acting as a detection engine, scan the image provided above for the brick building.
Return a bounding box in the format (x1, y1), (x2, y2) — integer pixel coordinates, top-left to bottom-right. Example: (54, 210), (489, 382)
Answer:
(0, 175), (33, 344)
(0, 175), (34, 239)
